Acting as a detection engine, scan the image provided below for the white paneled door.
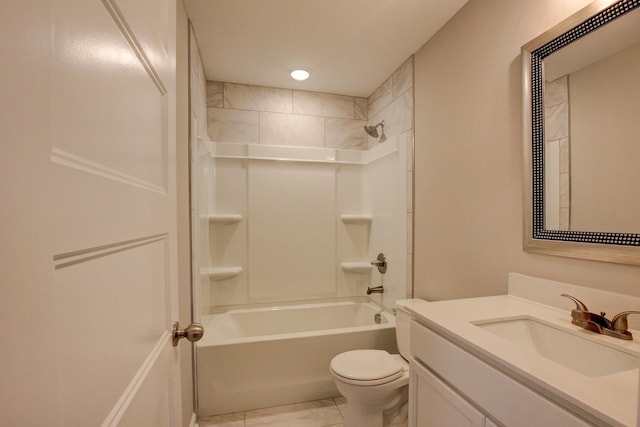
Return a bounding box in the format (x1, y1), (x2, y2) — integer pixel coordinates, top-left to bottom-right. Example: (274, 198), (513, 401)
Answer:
(0, 0), (181, 426)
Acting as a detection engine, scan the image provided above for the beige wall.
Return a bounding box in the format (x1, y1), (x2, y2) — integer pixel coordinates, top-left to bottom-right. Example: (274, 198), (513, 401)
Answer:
(413, 0), (640, 301)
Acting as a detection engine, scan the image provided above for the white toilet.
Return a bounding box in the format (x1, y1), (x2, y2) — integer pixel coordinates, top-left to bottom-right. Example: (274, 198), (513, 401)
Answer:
(330, 300), (412, 427)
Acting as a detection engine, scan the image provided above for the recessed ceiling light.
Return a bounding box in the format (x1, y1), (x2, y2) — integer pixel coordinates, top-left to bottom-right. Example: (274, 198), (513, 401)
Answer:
(290, 69), (310, 81)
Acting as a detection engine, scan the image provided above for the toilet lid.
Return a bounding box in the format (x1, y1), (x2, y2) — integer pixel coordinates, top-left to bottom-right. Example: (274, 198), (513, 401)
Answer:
(330, 350), (403, 385)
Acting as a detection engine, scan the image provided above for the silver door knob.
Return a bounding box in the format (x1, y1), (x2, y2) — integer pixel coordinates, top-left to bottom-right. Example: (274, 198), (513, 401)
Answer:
(172, 321), (204, 346)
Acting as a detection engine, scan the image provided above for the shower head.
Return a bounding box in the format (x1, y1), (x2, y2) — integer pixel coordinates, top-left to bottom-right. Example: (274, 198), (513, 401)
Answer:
(364, 121), (385, 139)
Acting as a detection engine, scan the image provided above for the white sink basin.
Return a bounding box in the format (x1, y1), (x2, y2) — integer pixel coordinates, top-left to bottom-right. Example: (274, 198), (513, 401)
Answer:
(474, 317), (638, 377)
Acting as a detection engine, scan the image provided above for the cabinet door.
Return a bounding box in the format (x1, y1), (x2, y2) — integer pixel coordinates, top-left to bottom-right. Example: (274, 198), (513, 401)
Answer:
(410, 359), (485, 427)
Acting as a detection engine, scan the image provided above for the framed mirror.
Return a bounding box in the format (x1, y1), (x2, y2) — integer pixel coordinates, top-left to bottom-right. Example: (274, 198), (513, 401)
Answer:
(522, 0), (640, 265)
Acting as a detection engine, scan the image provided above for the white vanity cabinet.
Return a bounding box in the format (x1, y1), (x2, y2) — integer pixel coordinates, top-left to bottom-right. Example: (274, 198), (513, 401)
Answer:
(409, 359), (485, 426)
(409, 320), (593, 427)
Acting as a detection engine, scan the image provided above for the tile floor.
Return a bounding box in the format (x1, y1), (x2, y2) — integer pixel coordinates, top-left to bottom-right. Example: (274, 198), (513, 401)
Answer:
(197, 397), (346, 427)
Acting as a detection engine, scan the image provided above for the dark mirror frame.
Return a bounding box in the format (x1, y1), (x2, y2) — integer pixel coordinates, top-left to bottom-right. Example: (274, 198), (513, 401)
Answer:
(522, 0), (640, 265)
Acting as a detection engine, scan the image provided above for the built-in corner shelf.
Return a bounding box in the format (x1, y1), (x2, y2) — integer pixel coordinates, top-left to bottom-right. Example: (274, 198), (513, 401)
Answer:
(204, 214), (243, 225)
(340, 262), (372, 273)
(201, 267), (242, 280)
(340, 214), (373, 224)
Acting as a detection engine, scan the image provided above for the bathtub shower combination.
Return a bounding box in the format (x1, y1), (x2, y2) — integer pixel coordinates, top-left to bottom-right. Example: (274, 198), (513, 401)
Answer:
(197, 300), (397, 415)
(193, 138), (410, 416)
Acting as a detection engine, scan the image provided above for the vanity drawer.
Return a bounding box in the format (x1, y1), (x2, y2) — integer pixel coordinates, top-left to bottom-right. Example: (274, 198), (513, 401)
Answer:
(410, 320), (592, 427)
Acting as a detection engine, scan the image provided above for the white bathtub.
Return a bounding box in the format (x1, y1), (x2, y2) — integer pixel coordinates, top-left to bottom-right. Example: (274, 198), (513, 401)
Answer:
(196, 299), (398, 416)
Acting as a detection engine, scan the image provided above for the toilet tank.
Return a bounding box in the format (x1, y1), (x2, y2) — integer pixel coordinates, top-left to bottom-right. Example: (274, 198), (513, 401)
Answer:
(394, 299), (413, 359)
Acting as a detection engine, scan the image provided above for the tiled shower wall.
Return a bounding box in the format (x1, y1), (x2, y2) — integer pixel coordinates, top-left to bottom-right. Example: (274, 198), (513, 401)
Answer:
(205, 56), (414, 299)
(206, 82), (369, 149)
(206, 56), (414, 152)
(366, 57), (414, 147)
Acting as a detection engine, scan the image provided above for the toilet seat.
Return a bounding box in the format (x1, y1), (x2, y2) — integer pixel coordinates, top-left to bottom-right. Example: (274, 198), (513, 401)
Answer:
(330, 350), (404, 386)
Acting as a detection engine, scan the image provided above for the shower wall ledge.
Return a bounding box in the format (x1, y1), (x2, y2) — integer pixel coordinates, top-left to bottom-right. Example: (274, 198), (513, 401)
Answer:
(201, 137), (398, 165)
(340, 214), (373, 224)
(340, 262), (373, 273)
(201, 267), (243, 280)
(204, 214), (243, 224)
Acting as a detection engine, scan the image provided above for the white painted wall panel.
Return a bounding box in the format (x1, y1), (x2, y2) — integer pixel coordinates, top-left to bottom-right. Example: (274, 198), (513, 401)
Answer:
(54, 239), (169, 425)
(52, 0), (167, 191)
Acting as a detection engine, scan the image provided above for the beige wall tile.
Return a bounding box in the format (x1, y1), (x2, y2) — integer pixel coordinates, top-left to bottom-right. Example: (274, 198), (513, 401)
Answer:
(293, 91), (354, 119)
(325, 118), (367, 150)
(260, 112), (324, 147)
(354, 97), (368, 120)
(545, 76), (568, 107)
(368, 78), (392, 117)
(392, 57), (413, 100)
(369, 90), (413, 142)
(206, 81), (224, 107)
(224, 83), (292, 113)
(207, 107), (259, 143)
(544, 102), (569, 141)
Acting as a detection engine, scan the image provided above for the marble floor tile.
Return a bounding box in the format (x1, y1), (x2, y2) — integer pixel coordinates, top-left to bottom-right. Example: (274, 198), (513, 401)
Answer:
(245, 398), (343, 427)
(333, 396), (346, 420)
(198, 411), (245, 427)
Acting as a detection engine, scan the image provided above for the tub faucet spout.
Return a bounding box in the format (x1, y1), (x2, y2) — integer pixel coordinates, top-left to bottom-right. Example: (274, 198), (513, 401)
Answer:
(367, 286), (384, 295)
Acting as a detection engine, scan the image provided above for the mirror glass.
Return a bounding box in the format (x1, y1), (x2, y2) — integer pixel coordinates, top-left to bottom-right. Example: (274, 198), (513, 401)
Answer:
(523, 0), (640, 264)
(542, 9), (640, 233)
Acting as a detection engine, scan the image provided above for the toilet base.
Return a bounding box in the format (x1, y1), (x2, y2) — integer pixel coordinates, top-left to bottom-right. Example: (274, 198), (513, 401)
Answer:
(343, 386), (408, 427)
(345, 402), (384, 427)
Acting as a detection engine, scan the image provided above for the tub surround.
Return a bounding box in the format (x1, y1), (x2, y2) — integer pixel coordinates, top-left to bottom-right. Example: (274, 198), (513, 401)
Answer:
(404, 273), (640, 426)
(199, 134), (409, 312)
(203, 57), (415, 308)
(199, 58), (414, 313)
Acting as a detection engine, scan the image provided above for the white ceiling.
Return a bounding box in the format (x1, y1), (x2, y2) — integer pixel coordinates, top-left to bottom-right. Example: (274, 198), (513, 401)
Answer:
(183, 0), (468, 97)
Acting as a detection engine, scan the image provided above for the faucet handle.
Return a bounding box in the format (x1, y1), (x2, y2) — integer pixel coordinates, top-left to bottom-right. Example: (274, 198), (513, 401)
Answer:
(610, 311), (640, 332)
(560, 294), (589, 311)
(371, 253), (387, 274)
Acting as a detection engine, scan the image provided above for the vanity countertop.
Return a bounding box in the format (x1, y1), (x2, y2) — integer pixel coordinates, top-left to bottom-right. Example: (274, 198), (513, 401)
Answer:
(402, 295), (640, 427)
